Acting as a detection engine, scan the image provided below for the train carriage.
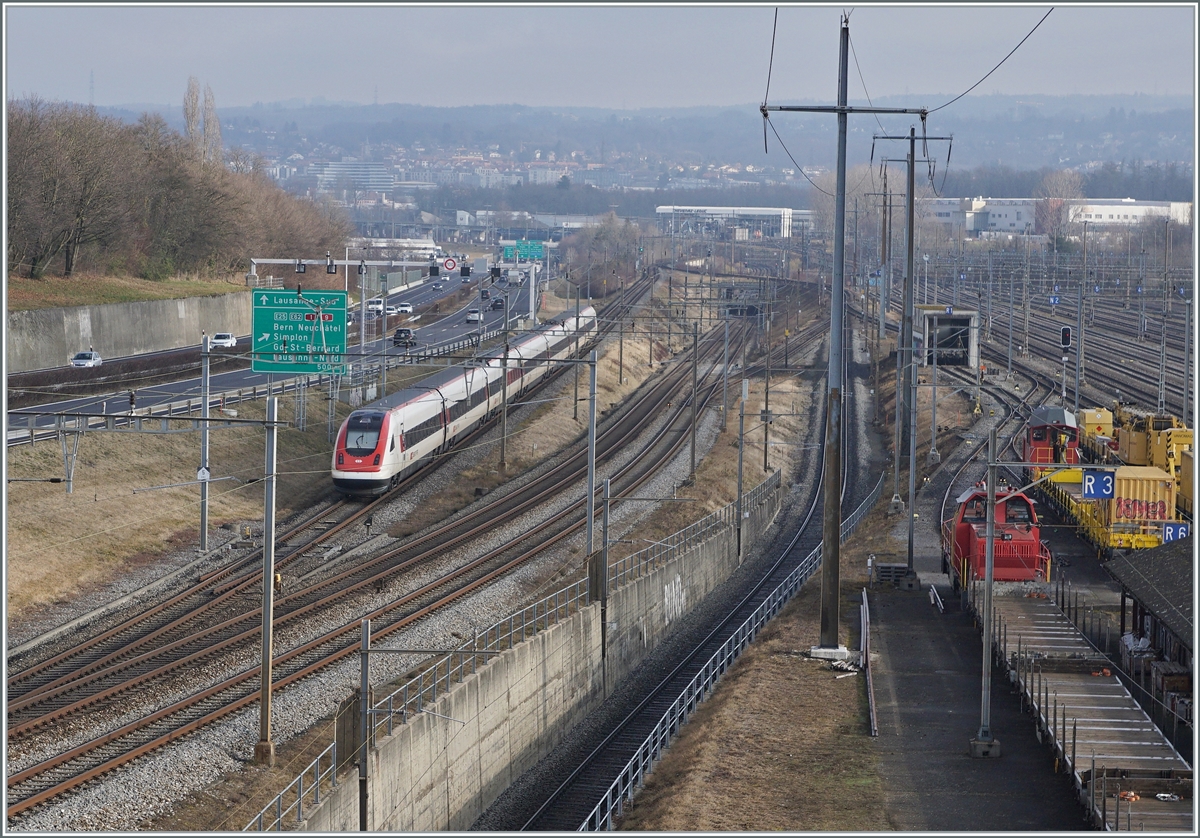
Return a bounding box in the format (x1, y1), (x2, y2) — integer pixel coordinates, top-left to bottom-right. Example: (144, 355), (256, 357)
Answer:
(332, 307), (596, 497)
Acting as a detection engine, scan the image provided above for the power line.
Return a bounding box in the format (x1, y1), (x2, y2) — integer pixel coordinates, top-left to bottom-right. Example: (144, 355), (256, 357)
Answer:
(929, 7), (1055, 114)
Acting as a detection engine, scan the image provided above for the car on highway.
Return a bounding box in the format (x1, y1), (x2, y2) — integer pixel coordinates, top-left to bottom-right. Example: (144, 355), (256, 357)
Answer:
(210, 332), (237, 348)
(392, 328), (416, 347)
(395, 303), (414, 314)
(490, 297), (506, 310)
(431, 282), (444, 291)
(71, 351), (103, 368)
(385, 305), (400, 317)
(465, 309), (482, 323)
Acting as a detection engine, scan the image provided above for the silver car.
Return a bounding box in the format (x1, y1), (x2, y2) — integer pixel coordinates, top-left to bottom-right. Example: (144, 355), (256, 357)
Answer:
(71, 351), (103, 368)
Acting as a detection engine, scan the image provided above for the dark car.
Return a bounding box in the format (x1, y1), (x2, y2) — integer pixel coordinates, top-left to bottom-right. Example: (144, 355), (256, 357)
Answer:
(392, 328), (416, 347)
(490, 297), (505, 310)
(480, 288), (490, 300)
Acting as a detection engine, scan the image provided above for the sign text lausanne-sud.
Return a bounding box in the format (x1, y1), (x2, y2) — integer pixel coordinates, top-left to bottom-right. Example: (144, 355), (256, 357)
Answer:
(252, 289), (348, 374)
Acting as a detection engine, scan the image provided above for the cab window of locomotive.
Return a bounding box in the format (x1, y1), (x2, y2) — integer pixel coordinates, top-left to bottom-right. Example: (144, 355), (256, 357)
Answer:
(346, 414), (383, 455)
(1006, 500), (1031, 523)
(965, 501), (985, 522)
(1032, 428), (1046, 442)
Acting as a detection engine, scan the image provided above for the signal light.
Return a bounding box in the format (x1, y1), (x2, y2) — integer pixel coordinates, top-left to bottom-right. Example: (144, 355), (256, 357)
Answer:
(326, 251), (337, 274)
(295, 259), (306, 274)
(430, 264), (439, 277)
(461, 265), (470, 277)
(1060, 326), (1072, 349)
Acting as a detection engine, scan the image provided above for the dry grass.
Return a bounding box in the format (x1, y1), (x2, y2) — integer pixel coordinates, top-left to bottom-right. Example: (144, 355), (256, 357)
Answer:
(616, 405), (971, 832)
(616, 515), (893, 832)
(5, 394), (352, 618)
(6, 270), (248, 311)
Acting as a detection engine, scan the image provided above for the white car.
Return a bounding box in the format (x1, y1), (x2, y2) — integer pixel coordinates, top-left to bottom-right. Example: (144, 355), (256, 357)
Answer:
(71, 351), (103, 368)
(465, 309), (482, 323)
(395, 303), (414, 314)
(385, 306), (400, 317)
(210, 332), (237, 348)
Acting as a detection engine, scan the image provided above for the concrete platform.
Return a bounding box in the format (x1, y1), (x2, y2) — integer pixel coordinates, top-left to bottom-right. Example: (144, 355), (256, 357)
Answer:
(979, 593), (1193, 832)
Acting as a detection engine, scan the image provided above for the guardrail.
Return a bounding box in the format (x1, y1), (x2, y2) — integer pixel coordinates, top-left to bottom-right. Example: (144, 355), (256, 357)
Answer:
(579, 470), (886, 831)
(6, 329), (507, 448)
(244, 742), (337, 832)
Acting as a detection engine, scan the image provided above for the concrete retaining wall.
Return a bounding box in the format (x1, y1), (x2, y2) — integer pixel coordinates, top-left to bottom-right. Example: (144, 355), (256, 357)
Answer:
(299, 478), (781, 832)
(6, 293), (252, 373)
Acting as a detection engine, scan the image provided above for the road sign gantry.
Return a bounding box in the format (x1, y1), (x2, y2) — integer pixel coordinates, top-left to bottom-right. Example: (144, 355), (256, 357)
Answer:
(252, 288), (348, 374)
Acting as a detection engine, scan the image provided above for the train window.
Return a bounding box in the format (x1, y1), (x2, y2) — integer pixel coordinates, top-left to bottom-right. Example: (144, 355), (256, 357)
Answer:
(390, 435), (396, 452)
(345, 413), (383, 455)
(964, 501), (985, 522)
(1005, 500), (1031, 523)
(1032, 428), (1046, 441)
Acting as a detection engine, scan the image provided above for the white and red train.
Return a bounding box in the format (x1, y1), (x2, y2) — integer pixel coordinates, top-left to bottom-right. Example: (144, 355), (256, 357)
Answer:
(332, 307), (598, 496)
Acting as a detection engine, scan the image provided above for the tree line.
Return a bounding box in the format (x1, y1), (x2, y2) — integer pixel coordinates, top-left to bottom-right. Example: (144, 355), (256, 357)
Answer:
(7, 94), (351, 280)
(940, 160), (1191, 203)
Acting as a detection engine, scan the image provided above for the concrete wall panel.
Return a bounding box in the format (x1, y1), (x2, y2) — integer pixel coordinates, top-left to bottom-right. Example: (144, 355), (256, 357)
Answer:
(7, 292), (252, 373)
(299, 482), (779, 832)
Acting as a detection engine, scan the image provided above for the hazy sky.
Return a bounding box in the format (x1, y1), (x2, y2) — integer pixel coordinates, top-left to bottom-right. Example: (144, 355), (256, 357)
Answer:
(4, 4), (1196, 111)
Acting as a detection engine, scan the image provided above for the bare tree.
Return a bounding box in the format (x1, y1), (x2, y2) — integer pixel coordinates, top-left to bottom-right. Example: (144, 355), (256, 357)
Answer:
(202, 83), (222, 166)
(183, 76), (201, 158)
(1035, 168), (1085, 245)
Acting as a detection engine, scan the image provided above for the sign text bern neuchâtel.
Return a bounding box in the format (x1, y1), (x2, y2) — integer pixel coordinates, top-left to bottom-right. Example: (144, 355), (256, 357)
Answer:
(252, 289), (348, 374)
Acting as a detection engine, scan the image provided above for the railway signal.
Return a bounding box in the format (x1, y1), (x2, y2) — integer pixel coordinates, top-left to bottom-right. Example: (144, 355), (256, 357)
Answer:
(1060, 326), (1072, 349)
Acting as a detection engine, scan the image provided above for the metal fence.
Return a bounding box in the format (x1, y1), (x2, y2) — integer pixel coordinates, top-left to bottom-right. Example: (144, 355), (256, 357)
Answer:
(1050, 578), (1193, 763)
(245, 472), (785, 831)
(579, 470), (887, 830)
(244, 742), (337, 832)
(609, 471), (781, 587)
(6, 328), (505, 448)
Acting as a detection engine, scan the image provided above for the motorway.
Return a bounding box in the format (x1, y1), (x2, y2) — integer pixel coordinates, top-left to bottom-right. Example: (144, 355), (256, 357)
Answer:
(7, 278), (535, 427)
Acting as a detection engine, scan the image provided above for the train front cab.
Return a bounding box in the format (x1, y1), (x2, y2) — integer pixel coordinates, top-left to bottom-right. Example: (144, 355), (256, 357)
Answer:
(1023, 406), (1080, 483)
(942, 489), (1052, 591)
(333, 410), (396, 495)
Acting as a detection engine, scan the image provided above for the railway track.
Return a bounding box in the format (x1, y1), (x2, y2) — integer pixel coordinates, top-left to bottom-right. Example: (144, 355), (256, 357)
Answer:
(518, 320), (854, 830)
(7, 301), (818, 818)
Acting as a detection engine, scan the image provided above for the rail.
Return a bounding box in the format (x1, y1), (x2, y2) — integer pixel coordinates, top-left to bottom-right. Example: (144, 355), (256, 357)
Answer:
(862, 588), (878, 737)
(245, 471), (784, 831)
(243, 742), (336, 832)
(609, 471), (781, 587)
(579, 470), (886, 830)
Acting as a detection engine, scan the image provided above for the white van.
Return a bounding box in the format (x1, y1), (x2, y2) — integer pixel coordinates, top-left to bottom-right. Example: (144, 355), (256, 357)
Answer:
(366, 298), (384, 314)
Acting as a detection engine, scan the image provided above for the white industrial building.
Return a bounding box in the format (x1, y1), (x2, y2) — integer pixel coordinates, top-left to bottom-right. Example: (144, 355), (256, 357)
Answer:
(655, 206), (811, 238)
(925, 196), (1192, 237)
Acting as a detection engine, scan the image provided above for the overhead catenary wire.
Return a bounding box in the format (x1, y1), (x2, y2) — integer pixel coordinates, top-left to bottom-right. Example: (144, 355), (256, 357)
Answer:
(928, 7), (1055, 114)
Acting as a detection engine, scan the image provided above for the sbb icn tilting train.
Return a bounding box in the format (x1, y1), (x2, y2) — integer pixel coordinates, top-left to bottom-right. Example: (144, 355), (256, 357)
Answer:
(332, 307), (598, 496)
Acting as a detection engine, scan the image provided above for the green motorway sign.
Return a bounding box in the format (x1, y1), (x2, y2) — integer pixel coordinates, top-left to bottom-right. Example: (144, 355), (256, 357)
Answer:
(252, 289), (348, 374)
(503, 240), (544, 260)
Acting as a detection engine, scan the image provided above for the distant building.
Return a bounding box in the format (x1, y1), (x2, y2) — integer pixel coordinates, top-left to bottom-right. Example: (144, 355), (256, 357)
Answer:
(308, 161), (396, 194)
(925, 196), (1193, 237)
(655, 206), (809, 238)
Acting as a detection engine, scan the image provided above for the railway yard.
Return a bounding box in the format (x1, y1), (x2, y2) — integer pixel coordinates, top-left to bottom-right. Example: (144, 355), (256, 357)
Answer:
(4, 244), (1195, 831)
